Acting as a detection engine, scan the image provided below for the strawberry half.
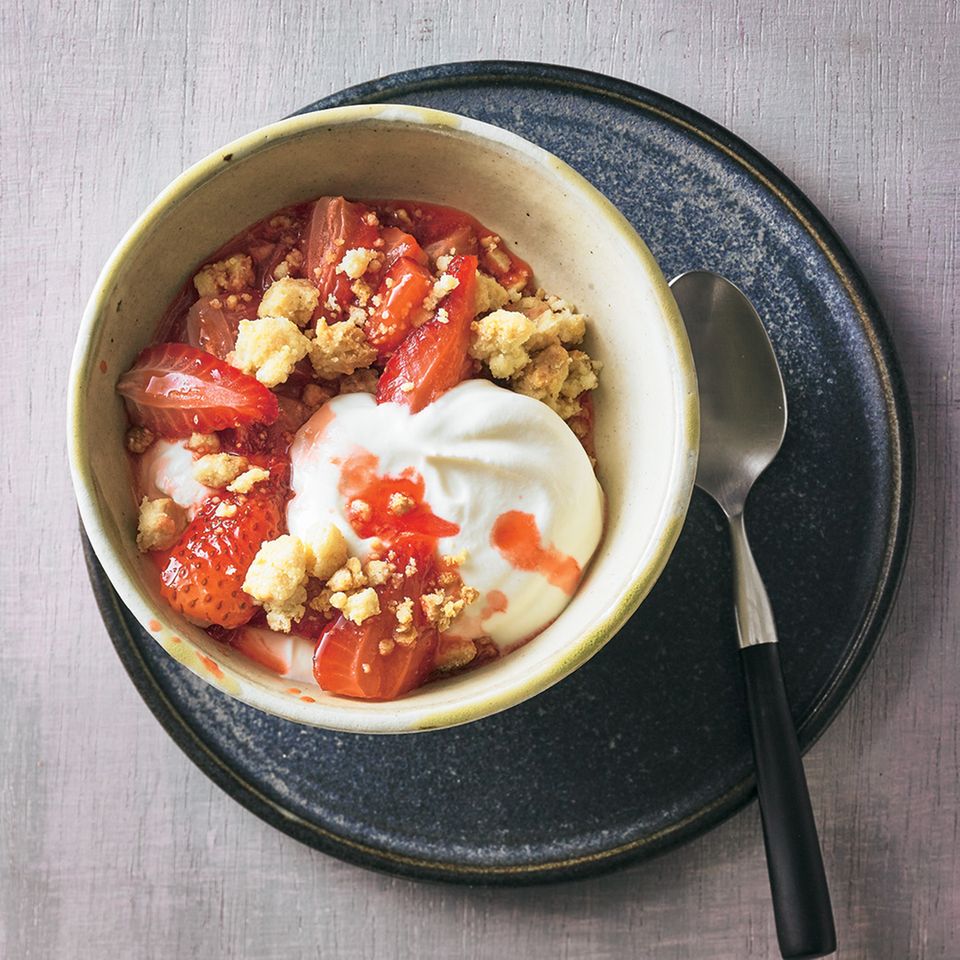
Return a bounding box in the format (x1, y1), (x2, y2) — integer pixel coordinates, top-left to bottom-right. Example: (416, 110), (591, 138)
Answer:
(117, 343), (278, 438)
(376, 254), (478, 413)
(158, 468), (287, 629)
(313, 540), (438, 700)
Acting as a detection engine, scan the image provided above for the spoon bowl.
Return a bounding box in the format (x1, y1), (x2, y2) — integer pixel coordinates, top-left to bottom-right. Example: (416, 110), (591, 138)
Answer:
(672, 271), (787, 515)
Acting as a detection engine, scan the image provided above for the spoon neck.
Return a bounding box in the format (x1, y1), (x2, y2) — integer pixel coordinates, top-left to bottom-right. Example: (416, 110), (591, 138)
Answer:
(728, 512), (778, 649)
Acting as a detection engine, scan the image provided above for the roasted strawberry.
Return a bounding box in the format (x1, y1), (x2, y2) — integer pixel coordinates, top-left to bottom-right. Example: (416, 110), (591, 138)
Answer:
(378, 227), (429, 269)
(376, 254), (478, 412)
(158, 469), (288, 629)
(303, 197), (381, 312)
(117, 343), (279, 438)
(365, 257), (434, 358)
(184, 292), (260, 359)
(313, 542), (438, 700)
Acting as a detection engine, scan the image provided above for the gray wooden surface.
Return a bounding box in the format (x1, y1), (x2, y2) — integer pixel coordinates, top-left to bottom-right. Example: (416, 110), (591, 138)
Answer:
(3, 1), (958, 957)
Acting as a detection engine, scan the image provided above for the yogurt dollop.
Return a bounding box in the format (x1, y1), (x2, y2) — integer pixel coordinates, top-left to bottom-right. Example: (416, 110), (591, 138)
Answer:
(138, 439), (212, 517)
(287, 379), (603, 648)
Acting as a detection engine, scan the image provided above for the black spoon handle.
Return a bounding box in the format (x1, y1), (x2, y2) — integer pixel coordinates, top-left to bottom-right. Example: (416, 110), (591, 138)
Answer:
(741, 643), (837, 959)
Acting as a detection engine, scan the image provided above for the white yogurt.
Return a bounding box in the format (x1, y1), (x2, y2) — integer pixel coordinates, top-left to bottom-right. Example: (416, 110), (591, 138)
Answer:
(286, 379), (603, 648)
(138, 439), (213, 518)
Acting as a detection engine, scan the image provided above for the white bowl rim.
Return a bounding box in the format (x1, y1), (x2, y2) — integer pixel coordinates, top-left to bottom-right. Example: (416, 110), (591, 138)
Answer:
(68, 103), (699, 733)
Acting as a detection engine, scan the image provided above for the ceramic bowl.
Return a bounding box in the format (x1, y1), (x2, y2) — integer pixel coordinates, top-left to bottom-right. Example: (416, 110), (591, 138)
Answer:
(68, 104), (698, 733)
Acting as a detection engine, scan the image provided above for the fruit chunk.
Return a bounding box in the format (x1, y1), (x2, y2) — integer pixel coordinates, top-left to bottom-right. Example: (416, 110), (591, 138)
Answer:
(303, 197), (381, 311)
(158, 467), (288, 628)
(313, 541), (438, 700)
(185, 292), (260, 359)
(365, 257), (434, 358)
(376, 255), (478, 413)
(117, 343), (278, 438)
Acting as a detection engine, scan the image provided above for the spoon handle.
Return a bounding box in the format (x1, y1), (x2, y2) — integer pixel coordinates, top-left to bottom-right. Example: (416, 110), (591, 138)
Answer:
(730, 515), (836, 959)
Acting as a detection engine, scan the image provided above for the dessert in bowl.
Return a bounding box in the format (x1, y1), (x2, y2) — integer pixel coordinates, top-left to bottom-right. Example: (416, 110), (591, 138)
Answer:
(68, 105), (698, 732)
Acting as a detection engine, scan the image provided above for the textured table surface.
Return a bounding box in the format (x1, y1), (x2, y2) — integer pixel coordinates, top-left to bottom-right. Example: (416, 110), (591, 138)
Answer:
(2, 2), (958, 957)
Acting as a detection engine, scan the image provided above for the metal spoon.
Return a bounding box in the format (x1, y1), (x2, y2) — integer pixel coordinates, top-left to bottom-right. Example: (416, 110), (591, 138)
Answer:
(670, 271), (836, 959)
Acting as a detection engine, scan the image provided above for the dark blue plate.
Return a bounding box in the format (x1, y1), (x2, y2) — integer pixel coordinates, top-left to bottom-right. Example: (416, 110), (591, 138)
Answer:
(83, 62), (913, 884)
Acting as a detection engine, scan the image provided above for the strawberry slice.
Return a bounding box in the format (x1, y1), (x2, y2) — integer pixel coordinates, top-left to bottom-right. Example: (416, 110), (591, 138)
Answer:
(185, 292), (260, 359)
(376, 254), (478, 413)
(313, 541), (438, 700)
(379, 227), (429, 269)
(117, 343), (279, 438)
(158, 467), (288, 629)
(365, 257), (434, 358)
(303, 197), (381, 311)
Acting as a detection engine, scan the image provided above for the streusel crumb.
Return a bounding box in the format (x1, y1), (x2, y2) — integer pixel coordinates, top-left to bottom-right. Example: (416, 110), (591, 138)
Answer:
(242, 534), (308, 633)
(231, 316), (311, 388)
(474, 272), (511, 315)
(258, 277), (319, 327)
(326, 556), (367, 593)
(393, 597), (417, 646)
(433, 636), (478, 672)
(309, 319), (377, 380)
(469, 309), (536, 379)
(136, 497), (185, 553)
(330, 586), (380, 625)
(511, 341), (601, 420)
(420, 583), (480, 632)
(227, 466), (270, 494)
(364, 559), (395, 586)
(185, 432), (221, 454)
(125, 425), (155, 454)
(421, 273), (460, 313)
(335, 248), (380, 280)
(388, 493), (415, 515)
(193, 453), (248, 488)
(193, 254), (254, 297)
(305, 524), (349, 581)
(520, 293), (587, 351)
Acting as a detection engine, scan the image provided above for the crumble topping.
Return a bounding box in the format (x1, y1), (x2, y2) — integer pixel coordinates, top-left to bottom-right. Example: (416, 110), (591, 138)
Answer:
(520, 291), (587, 351)
(258, 277), (319, 327)
(388, 492), (415, 515)
(136, 496), (185, 553)
(193, 254), (255, 297)
(193, 452), (248, 488)
(350, 278), (374, 307)
(125, 425), (155, 455)
(336, 248), (380, 279)
(231, 316), (311, 388)
(242, 534), (309, 632)
(420, 582), (481, 632)
(433, 636), (478, 672)
(510, 342), (601, 420)
(309, 319), (377, 380)
(469, 309), (536, 379)
(421, 273), (460, 313)
(364, 559), (395, 586)
(227, 466), (270, 494)
(326, 556), (367, 593)
(330, 587), (380, 625)
(185, 432), (221, 454)
(468, 289), (600, 420)
(272, 248), (304, 280)
(305, 523), (349, 581)
(474, 272), (512, 315)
